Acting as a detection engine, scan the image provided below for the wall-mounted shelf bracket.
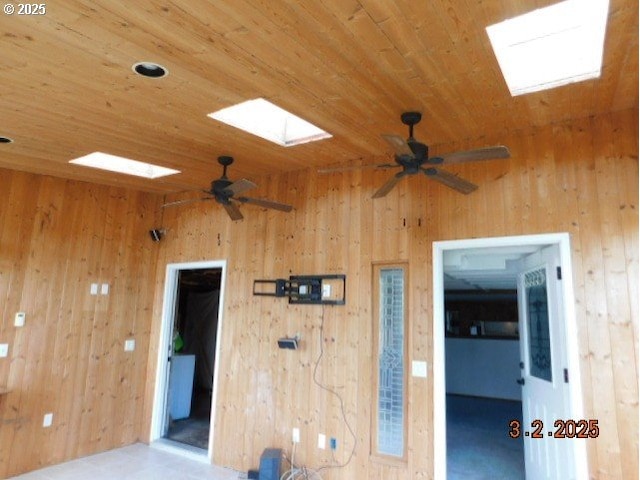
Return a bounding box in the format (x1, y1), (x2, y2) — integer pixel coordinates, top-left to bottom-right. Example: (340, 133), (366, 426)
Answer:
(253, 274), (346, 305)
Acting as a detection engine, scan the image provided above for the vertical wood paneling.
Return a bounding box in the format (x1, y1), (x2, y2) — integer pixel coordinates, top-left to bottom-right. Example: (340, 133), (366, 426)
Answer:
(140, 108), (637, 480)
(2, 107), (635, 479)
(0, 171), (160, 478)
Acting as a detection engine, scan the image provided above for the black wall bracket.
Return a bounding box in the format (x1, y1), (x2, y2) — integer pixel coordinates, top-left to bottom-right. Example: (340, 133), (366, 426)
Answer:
(253, 274), (346, 305)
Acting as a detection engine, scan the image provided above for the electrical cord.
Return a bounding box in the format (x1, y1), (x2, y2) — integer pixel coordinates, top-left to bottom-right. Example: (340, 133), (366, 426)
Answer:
(312, 304), (357, 473)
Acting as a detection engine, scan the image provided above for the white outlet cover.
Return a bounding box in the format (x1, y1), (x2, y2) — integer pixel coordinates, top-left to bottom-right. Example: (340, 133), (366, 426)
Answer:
(0, 344), (8, 358)
(292, 427), (300, 443)
(90, 283), (99, 295)
(14, 312), (25, 327)
(412, 360), (428, 378)
(100, 283), (109, 295)
(318, 433), (326, 449)
(43, 413), (53, 427)
(124, 339), (135, 352)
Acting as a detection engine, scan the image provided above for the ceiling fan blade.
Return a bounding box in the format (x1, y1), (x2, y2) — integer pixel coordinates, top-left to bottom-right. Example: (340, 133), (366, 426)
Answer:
(162, 197), (213, 208)
(222, 202), (243, 221)
(318, 163), (400, 174)
(423, 168), (478, 194)
(438, 146), (511, 165)
(223, 178), (257, 196)
(381, 134), (414, 157)
(372, 172), (406, 199)
(238, 197), (293, 212)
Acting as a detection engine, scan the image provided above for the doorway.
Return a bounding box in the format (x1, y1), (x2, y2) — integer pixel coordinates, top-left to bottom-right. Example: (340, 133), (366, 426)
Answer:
(150, 260), (226, 461)
(433, 234), (587, 479)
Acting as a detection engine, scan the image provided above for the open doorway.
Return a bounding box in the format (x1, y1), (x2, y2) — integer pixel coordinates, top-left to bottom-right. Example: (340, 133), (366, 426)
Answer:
(150, 260), (226, 461)
(433, 234), (587, 480)
(163, 268), (222, 449)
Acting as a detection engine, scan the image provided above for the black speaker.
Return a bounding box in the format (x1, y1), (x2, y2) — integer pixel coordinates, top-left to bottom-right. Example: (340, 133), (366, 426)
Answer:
(259, 448), (282, 480)
(149, 228), (165, 242)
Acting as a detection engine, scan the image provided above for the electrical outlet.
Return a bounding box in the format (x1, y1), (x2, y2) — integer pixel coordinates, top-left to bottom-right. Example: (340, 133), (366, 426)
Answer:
(14, 312), (26, 327)
(124, 339), (135, 352)
(330, 437), (337, 450)
(0, 344), (8, 358)
(90, 283), (98, 295)
(318, 433), (326, 449)
(43, 413), (53, 428)
(292, 427), (300, 443)
(100, 283), (109, 295)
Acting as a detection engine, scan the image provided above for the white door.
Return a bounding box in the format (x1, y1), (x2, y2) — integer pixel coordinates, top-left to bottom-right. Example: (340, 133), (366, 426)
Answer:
(517, 245), (574, 479)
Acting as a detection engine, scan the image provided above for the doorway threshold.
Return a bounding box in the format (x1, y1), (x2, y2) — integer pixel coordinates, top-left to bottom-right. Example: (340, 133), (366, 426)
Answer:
(151, 438), (209, 463)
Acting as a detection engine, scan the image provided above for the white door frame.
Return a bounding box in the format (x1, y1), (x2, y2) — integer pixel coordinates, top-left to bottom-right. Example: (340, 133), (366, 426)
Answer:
(432, 233), (587, 479)
(150, 260), (227, 462)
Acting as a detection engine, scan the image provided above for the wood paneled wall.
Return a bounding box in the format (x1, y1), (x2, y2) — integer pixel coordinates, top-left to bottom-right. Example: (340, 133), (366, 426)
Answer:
(0, 171), (160, 478)
(145, 108), (638, 480)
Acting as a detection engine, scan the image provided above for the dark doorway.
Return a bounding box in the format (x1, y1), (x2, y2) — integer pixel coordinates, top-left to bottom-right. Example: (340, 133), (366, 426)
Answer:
(163, 267), (222, 450)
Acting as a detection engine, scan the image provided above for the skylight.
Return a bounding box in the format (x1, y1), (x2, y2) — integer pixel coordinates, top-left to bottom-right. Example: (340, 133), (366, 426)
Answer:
(486, 0), (609, 96)
(208, 98), (332, 147)
(69, 152), (180, 179)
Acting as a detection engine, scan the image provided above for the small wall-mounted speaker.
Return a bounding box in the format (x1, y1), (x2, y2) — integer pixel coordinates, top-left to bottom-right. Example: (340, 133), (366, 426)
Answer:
(149, 228), (165, 242)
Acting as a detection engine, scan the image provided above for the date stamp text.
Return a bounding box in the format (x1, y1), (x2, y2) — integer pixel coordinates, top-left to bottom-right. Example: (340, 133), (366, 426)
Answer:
(509, 419), (599, 439)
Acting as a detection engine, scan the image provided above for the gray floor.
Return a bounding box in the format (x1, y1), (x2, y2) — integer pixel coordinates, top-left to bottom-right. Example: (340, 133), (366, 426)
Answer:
(447, 394), (525, 480)
(8, 443), (241, 480)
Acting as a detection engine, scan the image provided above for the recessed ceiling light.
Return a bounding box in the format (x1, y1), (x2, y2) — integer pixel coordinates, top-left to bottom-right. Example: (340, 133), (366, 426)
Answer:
(0, 136), (13, 143)
(486, 0), (609, 96)
(132, 61), (168, 78)
(208, 98), (332, 147)
(69, 152), (180, 179)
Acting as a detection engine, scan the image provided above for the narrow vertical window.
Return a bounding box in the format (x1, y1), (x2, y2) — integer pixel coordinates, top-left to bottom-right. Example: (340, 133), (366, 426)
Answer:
(372, 264), (407, 460)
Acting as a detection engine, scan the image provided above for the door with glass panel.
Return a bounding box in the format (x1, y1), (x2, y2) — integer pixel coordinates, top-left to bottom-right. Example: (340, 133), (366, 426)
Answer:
(517, 245), (573, 479)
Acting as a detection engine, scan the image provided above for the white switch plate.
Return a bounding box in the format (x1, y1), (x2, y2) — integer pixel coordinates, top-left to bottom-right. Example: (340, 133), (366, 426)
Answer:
(292, 427), (300, 443)
(411, 360), (428, 378)
(318, 433), (326, 449)
(90, 283), (98, 295)
(14, 312), (25, 327)
(43, 413), (53, 428)
(100, 283), (109, 295)
(124, 339), (135, 352)
(0, 344), (8, 358)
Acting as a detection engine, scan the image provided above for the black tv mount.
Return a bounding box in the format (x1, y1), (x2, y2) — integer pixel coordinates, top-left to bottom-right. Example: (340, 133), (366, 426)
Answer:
(253, 274), (346, 305)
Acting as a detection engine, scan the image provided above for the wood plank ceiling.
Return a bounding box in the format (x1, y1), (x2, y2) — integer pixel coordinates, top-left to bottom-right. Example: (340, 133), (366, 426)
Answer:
(0, 0), (637, 193)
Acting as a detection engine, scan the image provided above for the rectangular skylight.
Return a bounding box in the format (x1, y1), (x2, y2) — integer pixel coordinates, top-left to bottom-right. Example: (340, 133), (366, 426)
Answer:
(486, 0), (609, 96)
(208, 98), (332, 147)
(69, 152), (180, 179)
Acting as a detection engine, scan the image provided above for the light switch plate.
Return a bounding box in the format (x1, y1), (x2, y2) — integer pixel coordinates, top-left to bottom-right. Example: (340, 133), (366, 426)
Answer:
(0, 344), (8, 358)
(14, 312), (25, 327)
(124, 339), (135, 352)
(43, 413), (53, 428)
(318, 433), (326, 449)
(411, 360), (428, 378)
(100, 283), (109, 295)
(90, 283), (98, 295)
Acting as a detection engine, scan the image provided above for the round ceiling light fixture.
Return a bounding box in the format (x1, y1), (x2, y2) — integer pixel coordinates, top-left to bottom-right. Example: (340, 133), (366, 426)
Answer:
(132, 61), (168, 78)
(0, 136), (14, 144)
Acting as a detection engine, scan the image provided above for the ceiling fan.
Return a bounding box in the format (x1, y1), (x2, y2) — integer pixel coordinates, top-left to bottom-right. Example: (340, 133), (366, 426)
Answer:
(162, 155), (293, 221)
(321, 112), (510, 198)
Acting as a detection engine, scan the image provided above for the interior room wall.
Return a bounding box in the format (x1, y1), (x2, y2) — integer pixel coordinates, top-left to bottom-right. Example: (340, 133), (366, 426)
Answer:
(144, 109), (638, 479)
(0, 171), (161, 478)
(445, 338), (521, 401)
